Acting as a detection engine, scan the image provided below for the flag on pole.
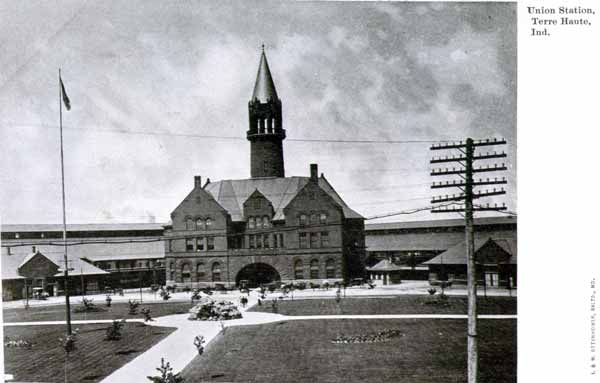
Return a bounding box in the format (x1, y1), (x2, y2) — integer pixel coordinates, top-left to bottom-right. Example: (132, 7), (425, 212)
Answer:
(60, 77), (71, 111)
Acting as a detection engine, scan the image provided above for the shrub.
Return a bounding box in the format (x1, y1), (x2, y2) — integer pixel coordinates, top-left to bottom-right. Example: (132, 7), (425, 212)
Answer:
(141, 308), (154, 322)
(188, 298), (242, 321)
(105, 320), (126, 341)
(59, 329), (79, 353)
(271, 299), (278, 314)
(427, 288), (437, 296)
(128, 300), (140, 315)
(193, 335), (205, 355)
(74, 298), (106, 313)
(160, 287), (171, 301)
(147, 358), (185, 383)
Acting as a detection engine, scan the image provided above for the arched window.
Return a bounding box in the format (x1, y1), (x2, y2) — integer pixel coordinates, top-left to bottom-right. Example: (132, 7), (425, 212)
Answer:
(196, 218), (204, 231)
(186, 217), (194, 230)
(196, 263), (205, 282)
(182, 263), (191, 283)
(310, 214), (318, 225)
(294, 260), (304, 279)
(320, 213), (327, 224)
(326, 259), (336, 279)
(299, 214), (307, 226)
(248, 217), (255, 229)
(263, 216), (270, 228)
(212, 262), (221, 282)
(310, 259), (319, 279)
(205, 218), (212, 228)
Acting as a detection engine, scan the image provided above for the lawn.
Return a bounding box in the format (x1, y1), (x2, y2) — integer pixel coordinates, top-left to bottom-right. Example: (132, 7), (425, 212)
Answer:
(181, 318), (516, 383)
(2, 300), (194, 323)
(3, 322), (175, 382)
(249, 295), (517, 316)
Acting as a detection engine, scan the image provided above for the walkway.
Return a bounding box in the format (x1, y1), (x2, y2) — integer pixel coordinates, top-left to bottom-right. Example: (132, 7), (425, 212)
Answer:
(2, 293), (517, 382)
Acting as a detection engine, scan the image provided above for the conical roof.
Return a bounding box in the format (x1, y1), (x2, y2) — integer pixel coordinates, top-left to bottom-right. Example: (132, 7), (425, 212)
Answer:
(251, 50), (278, 103)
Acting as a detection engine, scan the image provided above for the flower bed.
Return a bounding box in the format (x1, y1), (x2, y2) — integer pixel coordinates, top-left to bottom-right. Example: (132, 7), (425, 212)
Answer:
(188, 297), (242, 321)
(331, 329), (403, 344)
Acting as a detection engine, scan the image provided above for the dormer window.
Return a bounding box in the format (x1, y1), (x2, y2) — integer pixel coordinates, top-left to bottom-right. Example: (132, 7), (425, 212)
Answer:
(248, 217), (255, 229)
(262, 216), (270, 228)
(320, 213), (327, 224)
(205, 218), (212, 228)
(186, 218), (194, 231)
(299, 214), (307, 226)
(196, 218), (205, 230)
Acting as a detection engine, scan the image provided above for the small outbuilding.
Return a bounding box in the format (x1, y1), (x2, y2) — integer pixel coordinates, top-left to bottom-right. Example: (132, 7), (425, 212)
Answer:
(1, 247), (109, 301)
(366, 259), (404, 286)
(423, 238), (517, 288)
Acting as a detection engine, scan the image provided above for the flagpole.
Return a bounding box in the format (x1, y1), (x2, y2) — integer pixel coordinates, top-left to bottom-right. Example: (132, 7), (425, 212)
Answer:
(59, 68), (72, 335)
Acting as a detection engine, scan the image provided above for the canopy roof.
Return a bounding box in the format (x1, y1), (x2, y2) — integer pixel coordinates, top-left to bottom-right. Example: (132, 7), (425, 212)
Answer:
(366, 259), (404, 272)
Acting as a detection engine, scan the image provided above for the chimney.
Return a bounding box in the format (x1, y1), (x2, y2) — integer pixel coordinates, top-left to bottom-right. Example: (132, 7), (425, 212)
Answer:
(310, 164), (318, 182)
(194, 176), (202, 188)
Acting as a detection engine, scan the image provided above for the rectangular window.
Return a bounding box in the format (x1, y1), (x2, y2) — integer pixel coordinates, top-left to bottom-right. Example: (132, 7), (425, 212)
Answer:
(299, 233), (308, 249)
(249, 235), (255, 249)
(263, 234), (270, 248)
(273, 234), (278, 248)
(186, 239), (194, 251)
(310, 232), (319, 248)
(321, 232), (329, 247)
(196, 237), (205, 251)
(207, 237), (214, 251)
(168, 239), (173, 252)
(256, 235), (263, 249)
(279, 233), (285, 248)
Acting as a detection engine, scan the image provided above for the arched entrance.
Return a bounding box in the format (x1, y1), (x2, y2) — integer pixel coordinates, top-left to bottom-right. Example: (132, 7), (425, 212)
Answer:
(235, 263), (280, 288)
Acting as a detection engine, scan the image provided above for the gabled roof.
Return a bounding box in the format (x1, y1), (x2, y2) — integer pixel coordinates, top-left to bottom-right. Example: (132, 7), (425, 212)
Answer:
(203, 176), (362, 221)
(1, 251), (109, 280)
(423, 238), (517, 265)
(251, 50), (278, 103)
(366, 259), (404, 272)
(18, 251), (60, 269)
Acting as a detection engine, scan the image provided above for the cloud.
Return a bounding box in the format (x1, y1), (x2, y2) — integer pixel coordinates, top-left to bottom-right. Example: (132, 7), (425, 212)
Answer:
(0, 1), (516, 223)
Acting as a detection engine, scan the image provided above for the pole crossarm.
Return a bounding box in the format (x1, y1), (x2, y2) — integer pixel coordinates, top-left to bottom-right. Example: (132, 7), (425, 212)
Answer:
(430, 152), (506, 164)
(431, 177), (507, 189)
(431, 164), (507, 176)
(431, 189), (506, 204)
(430, 138), (506, 150)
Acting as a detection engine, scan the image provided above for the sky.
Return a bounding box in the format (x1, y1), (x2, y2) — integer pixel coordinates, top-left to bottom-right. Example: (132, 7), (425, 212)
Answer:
(0, 1), (516, 224)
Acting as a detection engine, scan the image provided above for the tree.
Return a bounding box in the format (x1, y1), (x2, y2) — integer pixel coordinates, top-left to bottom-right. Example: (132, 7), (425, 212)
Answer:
(147, 358), (185, 383)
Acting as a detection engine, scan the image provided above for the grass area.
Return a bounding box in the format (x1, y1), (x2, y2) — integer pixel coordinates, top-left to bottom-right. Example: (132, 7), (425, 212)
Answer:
(249, 295), (517, 316)
(3, 322), (175, 383)
(181, 319), (516, 383)
(2, 300), (194, 323)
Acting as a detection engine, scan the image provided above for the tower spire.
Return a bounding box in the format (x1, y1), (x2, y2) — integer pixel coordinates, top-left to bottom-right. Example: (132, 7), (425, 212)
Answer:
(247, 48), (285, 178)
(251, 48), (278, 103)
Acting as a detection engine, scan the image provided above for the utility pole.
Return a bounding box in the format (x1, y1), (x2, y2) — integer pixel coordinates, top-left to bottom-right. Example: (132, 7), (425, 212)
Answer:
(430, 137), (508, 383)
